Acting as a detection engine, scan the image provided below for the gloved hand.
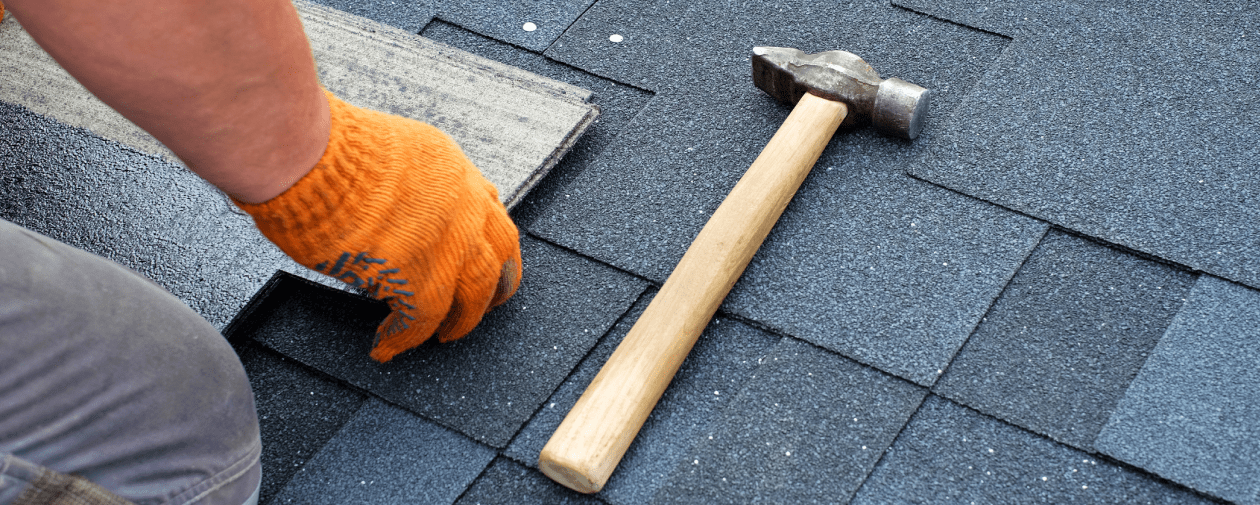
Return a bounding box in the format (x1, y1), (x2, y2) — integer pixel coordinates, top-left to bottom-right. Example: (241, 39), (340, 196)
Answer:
(237, 91), (521, 362)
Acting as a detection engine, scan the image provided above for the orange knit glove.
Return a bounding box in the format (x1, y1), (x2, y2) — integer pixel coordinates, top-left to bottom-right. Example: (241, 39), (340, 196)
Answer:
(237, 92), (521, 362)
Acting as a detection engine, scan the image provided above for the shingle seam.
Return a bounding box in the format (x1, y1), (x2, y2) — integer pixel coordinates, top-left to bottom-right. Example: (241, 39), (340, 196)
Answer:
(890, 2), (1014, 41)
(420, 18), (661, 97)
(846, 390), (931, 505)
(420, 16), (548, 53)
(260, 359), (374, 499)
(904, 170), (1050, 231)
(923, 394), (1222, 503)
(912, 168), (1204, 275)
(925, 224), (1049, 389)
(720, 309), (968, 393)
(522, 231), (657, 285)
(1050, 224), (1203, 275)
(723, 323), (927, 401)
(449, 456), (500, 505)
(419, 19), (658, 96)
(498, 284), (655, 455)
(543, 0), (604, 55)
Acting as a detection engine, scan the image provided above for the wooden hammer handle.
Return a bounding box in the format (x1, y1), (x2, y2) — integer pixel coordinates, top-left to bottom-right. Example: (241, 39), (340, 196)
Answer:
(539, 93), (849, 494)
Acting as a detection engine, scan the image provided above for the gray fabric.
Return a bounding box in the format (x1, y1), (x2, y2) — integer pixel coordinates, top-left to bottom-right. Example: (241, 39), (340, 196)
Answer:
(0, 218), (261, 505)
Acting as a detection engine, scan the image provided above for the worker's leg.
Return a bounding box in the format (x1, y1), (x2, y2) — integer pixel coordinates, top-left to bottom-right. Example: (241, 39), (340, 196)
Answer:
(0, 219), (261, 505)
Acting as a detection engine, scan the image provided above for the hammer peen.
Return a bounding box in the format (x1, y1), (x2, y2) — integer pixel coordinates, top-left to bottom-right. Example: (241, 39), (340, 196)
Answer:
(539, 47), (930, 494)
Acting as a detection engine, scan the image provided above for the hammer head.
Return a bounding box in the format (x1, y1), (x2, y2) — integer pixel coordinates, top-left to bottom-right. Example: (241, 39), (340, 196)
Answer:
(752, 46), (930, 139)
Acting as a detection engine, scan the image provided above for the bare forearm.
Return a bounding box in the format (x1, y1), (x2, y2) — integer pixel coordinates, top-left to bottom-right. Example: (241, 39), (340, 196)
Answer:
(5, 0), (329, 203)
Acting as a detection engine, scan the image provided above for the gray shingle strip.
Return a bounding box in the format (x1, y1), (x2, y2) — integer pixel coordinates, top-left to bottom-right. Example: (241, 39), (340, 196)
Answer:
(504, 290), (780, 505)
(229, 341), (370, 504)
(526, 0), (1043, 385)
(851, 395), (1214, 505)
(455, 458), (606, 505)
(246, 237), (648, 448)
(269, 398), (495, 505)
(906, 1), (1260, 289)
(934, 229), (1197, 451)
(650, 338), (927, 505)
(1095, 275), (1260, 505)
(0, 101), (304, 330)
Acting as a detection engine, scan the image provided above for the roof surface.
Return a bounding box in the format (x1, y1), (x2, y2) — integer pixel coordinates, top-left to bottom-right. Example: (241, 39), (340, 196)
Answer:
(1, 0), (1257, 504)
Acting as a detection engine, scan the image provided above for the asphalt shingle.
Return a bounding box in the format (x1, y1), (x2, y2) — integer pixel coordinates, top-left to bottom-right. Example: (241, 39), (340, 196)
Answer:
(505, 290), (780, 505)
(851, 395), (1213, 505)
(0, 101), (299, 329)
(229, 342), (370, 504)
(906, 0), (1260, 289)
(934, 229), (1196, 451)
(1095, 275), (1260, 505)
(542, 0), (688, 89)
(455, 457), (605, 505)
(524, 0), (1046, 385)
(245, 237), (648, 447)
(650, 338), (927, 504)
(269, 398), (495, 505)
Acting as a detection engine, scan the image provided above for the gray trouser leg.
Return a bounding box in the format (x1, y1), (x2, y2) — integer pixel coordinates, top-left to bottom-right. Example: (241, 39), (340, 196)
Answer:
(0, 219), (262, 505)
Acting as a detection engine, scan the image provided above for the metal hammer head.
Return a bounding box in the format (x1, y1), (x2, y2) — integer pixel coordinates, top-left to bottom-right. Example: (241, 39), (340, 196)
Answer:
(752, 46), (930, 139)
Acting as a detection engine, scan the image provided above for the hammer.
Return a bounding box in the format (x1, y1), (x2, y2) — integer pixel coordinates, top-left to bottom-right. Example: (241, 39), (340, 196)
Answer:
(539, 47), (930, 493)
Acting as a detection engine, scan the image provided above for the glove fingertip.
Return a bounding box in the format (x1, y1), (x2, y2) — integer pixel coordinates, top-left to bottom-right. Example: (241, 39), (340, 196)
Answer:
(490, 258), (521, 308)
(370, 312), (439, 362)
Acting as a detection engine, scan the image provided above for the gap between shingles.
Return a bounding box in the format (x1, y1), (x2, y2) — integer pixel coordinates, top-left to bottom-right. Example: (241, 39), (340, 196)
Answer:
(905, 171), (1205, 276)
(523, 232), (660, 286)
(890, 394), (1223, 504)
(497, 284), (656, 458)
(542, 0), (604, 55)
(926, 222), (1050, 390)
(889, 1), (1014, 41)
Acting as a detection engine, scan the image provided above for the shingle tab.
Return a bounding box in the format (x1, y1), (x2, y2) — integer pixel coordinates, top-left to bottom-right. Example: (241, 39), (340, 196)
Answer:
(270, 398), (494, 505)
(907, 1), (1260, 289)
(1096, 276), (1260, 505)
(247, 237), (648, 447)
(934, 230), (1196, 450)
(505, 290), (779, 505)
(455, 458), (604, 505)
(650, 338), (926, 505)
(852, 395), (1212, 505)
(229, 342), (369, 504)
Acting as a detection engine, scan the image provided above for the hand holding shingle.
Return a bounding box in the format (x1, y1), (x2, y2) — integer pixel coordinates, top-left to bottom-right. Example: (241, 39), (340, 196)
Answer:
(237, 92), (522, 362)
